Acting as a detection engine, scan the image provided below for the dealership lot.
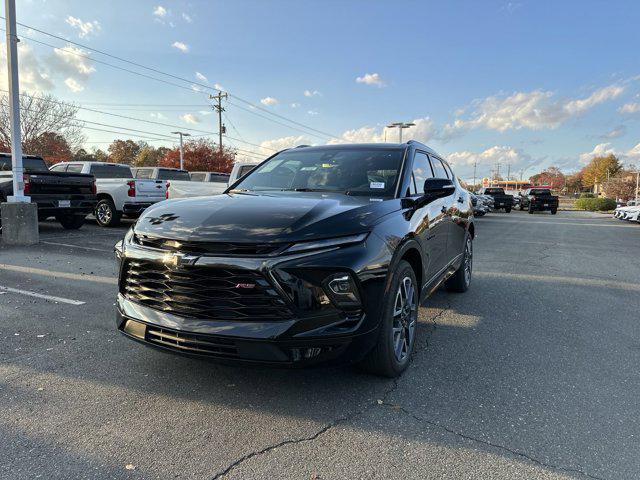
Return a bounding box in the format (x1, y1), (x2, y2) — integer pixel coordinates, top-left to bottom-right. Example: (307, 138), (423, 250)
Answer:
(1, 211), (639, 479)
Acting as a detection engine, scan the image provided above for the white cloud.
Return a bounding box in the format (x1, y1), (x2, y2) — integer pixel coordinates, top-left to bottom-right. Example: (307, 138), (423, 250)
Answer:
(182, 13), (193, 23)
(579, 142), (640, 165)
(260, 135), (308, 154)
(150, 112), (167, 120)
(0, 42), (53, 92)
(618, 102), (640, 114)
(328, 117), (437, 145)
(290, 102), (300, 108)
(64, 77), (84, 92)
(153, 6), (167, 17)
(601, 125), (627, 139)
(195, 71), (208, 83)
(65, 16), (101, 38)
(303, 89), (321, 97)
(444, 84), (625, 136)
(307, 110), (319, 116)
(180, 113), (200, 124)
(172, 41), (189, 53)
(355, 73), (385, 87)
(564, 85), (625, 115)
(260, 96), (279, 106)
(51, 45), (96, 76)
(447, 145), (531, 169)
(214, 83), (225, 91)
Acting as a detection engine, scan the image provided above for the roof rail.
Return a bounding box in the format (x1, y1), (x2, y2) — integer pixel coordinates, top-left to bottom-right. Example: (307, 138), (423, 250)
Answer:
(295, 144), (311, 148)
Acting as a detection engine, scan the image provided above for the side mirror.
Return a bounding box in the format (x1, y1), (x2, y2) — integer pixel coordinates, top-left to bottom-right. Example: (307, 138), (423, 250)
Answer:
(423, 178), (455, 199)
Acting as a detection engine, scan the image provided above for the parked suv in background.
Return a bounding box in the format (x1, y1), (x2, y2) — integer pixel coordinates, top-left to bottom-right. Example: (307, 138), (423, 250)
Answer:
(518, 188), (559, 214)
(50, 162), (166, 227)
(115, 142), (474, 377)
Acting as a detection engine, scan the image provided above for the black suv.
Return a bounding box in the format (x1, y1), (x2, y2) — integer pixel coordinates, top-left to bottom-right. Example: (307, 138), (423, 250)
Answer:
(115, 142), (474, 377)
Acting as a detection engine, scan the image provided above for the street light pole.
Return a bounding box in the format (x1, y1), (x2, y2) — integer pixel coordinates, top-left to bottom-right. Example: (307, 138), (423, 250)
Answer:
(4, 0), (27, 202)
(386, 122), (415, 143)
(171, 132), (191, 170)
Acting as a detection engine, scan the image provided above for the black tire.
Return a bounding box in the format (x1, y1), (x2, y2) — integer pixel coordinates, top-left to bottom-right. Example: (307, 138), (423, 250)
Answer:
(56, 214), (86, 230)
(519, 203), (524, 211)
(445, 234), (472, 293)
(551, 209), (557, 215)
(505, 207), (511, 213)
(528, 206), (534, 214)
(95, 199), (121, 227)
(358, 260), (418, 378)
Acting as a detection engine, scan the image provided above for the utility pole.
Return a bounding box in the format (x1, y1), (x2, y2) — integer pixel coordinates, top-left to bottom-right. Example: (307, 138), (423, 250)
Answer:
(5, 0), (25, 203)
(171, 131), (191, 170)
(210, 92), (228, 153)
(386, 122), (415, 143)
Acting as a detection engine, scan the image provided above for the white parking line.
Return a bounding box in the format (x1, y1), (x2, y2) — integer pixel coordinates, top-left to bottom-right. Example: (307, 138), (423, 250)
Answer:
(0, 264), (117, 285)
(0, 286), (85, 305)
(42, 241), (112, 253)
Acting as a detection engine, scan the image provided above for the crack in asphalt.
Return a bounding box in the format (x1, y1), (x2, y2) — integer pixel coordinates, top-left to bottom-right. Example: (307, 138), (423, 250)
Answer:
(379, 402), (606, 480)
(209, 377), (402, 480)
(209, 304), (448, 479)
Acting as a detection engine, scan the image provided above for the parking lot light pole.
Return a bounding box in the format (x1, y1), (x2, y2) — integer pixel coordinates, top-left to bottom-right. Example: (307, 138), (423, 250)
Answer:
(635, 171), (639, 204)
(1, 0), (38, 245)
(386, 122), (415, 143)
(171, 132), (191, 170)
(4, 0), (27, 203)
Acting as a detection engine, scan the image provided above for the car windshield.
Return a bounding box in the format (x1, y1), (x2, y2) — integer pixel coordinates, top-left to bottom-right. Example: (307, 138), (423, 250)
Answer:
(233, 148), (404, 196)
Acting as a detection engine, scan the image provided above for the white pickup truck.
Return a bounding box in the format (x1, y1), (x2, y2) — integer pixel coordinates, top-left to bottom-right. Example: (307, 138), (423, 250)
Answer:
(50, 161), (166, 227)
(166, 162), (259, 199)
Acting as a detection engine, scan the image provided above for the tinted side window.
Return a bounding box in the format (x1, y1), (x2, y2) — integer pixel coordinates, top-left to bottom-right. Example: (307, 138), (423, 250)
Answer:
(411, 152), (434, 194)
(190, 173), (206, 182)
(238, 165), (256, 178)
(429, 157), (449, 179)
(135, 169), (152, 179)
(442, 160), (454, 180)
(66, 164), (83, 173)
(50, 164), (67, 172)
(210, 174), (230, 183)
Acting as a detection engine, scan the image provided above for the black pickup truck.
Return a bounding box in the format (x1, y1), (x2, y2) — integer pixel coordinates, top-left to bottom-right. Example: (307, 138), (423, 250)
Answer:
(0, 153), (97, 229)
(518, 188), (559, 214)
(477, 187), (514, 212)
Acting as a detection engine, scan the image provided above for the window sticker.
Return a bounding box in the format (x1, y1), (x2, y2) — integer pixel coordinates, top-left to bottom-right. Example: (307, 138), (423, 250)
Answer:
(370, 181), (385, 189)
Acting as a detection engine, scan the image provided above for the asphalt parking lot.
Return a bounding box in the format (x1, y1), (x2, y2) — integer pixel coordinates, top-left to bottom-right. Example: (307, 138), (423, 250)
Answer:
(1, 210), (639, 480)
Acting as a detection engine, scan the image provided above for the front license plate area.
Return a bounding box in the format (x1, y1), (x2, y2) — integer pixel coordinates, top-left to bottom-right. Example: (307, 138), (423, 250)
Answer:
(58, 200), (71, 208)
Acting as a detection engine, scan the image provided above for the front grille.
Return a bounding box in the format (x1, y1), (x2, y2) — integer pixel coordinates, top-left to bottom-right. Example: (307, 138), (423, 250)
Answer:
(134, 234), (284, 256)
(121, 259), (292, 321)
(146, 327), (238, 357)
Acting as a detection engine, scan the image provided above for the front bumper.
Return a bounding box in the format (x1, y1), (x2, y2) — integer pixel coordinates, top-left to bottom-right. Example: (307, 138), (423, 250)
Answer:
(115, 234), (391, 366)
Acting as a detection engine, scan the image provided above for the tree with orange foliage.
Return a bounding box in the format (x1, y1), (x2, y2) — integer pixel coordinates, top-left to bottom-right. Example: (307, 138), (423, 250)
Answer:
(24, 132), (73, 165)
(529, 166), (566, 190)
(159, 138), (236, 172)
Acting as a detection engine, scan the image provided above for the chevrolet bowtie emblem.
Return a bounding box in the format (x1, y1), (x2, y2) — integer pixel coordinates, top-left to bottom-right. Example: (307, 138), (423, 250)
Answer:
(162, 252), (199, 268)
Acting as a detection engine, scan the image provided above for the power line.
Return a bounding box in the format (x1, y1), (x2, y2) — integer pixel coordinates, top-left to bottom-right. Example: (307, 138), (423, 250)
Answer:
(0, 88), (275, 153)
(3, 19), (340, 140)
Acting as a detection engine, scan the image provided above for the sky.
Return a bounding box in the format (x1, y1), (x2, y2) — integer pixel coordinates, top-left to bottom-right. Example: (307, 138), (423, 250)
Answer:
(3, 0), (640, 181)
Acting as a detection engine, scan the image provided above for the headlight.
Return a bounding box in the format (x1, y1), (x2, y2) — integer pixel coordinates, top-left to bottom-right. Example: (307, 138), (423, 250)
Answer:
(285, 233), (368, 254)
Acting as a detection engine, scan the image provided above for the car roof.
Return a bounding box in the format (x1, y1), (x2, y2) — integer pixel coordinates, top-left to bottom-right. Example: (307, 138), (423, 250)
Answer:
(286, 141), (441, 157)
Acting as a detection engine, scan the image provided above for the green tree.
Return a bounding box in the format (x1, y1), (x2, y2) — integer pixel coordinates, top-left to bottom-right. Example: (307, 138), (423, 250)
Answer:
(107, 139), (142, 165)
(134, 145), (169, 167)
(581, 154), (622, 188)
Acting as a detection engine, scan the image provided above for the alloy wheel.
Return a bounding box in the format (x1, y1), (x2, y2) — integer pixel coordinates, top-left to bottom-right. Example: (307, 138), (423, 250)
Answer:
(463, 237), (473, 286)
(97, 203), (112, 225)
(392, 276), (417, 362)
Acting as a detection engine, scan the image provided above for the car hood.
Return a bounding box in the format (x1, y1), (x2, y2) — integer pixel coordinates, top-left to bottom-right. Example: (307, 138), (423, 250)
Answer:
(134, 192), (400, 243)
